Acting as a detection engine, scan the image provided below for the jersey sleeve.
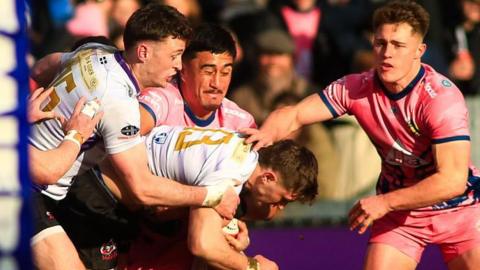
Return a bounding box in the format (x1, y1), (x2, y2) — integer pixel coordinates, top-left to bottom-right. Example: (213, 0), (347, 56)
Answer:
(424, 87), (470, 144)
(317, 76), (352, 117)
(247, 114), (257, 128)
(97, 95), (143, 154)
(138, 87), (169, 126)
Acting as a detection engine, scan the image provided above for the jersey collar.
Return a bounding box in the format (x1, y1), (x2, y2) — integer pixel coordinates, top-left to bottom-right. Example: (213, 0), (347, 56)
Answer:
(376, 66), (425, 101)
(178, 78), (218, 127)
(114, 52), (140, 94)
(184, 103), (217, 127)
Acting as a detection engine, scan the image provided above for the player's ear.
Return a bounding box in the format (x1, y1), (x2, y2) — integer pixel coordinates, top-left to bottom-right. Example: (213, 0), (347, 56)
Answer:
(415, 43), (427, 59)
(136, 42), (149, 63)
(261, 171), (277, 183)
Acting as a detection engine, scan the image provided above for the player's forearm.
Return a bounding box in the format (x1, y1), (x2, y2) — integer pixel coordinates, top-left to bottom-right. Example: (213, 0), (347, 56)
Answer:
(29, 142), (79, 184)
(189, 208), (250, 270)
(260, 105), (302, 141)
(124, 171), (206, 207)
(110, 145), (208, 207)
(195, 249), (249, 270)
(383, 171), (467, 211)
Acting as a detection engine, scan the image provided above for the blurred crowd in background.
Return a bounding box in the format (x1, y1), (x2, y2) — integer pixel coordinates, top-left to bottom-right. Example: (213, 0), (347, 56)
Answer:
(27, 0), (480, 226)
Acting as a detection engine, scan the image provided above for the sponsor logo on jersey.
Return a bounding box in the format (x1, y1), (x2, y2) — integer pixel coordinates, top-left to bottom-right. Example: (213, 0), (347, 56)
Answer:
(99, 56), (108, 65)
(385, 140), (429, 167)
(441, 79), (452, 87)
(223, 107), (247, 119)
(120, 125), (139, 137)
(153, 132), (168, 144)
(78, 49), (99, 91)
(407, 119), (421, 136)
(100, 239), (117, 261)
(424, 82), (437, 98)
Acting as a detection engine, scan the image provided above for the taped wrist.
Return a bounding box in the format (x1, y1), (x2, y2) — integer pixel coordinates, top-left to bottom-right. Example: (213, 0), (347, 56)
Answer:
(63, 129), (84, 149)
(201, 180), (236, 207)
(246, 257), (260, 270)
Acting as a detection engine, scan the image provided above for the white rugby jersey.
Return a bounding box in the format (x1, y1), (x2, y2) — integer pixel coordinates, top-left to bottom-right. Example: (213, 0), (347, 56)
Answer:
(30, 43), (143, 200)
(143, 126), (259, 194)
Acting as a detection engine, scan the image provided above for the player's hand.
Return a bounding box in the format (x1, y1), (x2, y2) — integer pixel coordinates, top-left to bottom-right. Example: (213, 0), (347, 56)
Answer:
(214, 186), (240, 220)
(28, 87), (65, 123)
(348, 194), (392, 234)
(254, 255), (279, 270)
(224, 220), (250, 252)
(62, 97), (103, 141)
(241, 127), (275, 151)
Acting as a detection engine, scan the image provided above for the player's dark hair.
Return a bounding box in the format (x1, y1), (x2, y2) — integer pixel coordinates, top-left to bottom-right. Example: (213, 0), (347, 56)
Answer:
(123, 4), (192, 50)
(182, 23), (237, 61)
(71, 36), (116, 51)
(258, 140), (318, 203)
(373, 0), (430, 38)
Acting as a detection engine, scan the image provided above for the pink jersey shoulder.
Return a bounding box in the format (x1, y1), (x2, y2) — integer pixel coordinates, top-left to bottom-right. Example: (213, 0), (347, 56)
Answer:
(220, 98), (257, 129)
(138, 82), (183, 126)
(419, 65), (469, 140)
(321, 70), (373, 117)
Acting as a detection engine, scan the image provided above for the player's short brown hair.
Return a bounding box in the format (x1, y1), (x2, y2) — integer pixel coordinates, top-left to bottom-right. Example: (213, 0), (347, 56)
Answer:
(258, 140), (318, 203)
(123, 4), (192, 50)
(373, 0), (430, 38)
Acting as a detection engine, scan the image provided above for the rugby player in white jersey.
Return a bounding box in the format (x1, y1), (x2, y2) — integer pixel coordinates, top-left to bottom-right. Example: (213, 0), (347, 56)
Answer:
(101, 125), (318, 270)
(28, 4), (239, 270)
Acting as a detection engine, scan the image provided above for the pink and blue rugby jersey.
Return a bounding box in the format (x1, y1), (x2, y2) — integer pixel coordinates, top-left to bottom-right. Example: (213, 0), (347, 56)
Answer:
(319, 64), (480, 210)
(138, 78), (256, 130)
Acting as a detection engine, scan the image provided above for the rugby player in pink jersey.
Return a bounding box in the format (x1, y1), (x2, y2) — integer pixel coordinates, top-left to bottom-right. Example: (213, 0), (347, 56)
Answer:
(244, 1), (480, 269)
(138, 25), (256, 133)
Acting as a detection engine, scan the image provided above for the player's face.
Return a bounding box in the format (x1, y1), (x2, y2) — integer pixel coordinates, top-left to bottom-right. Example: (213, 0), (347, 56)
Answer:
(373, 23), (425, 91)
(181, 51), (233, 115)
(250, 176), (295, 220)
(242, 189), (293, 221)
(144, 37), (185, 88)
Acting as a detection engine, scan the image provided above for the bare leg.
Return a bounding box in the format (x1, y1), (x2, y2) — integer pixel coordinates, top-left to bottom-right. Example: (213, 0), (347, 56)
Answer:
(364, 243), (418, 270)
(32, 231), (86, 270)
(448, 246), (480, 270)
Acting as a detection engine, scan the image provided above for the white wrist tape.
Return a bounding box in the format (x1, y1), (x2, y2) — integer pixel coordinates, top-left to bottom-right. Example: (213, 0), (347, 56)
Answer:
(81, 100), (100, 119)
(202, 180), (236, 207)
(63, 130), (83, 149)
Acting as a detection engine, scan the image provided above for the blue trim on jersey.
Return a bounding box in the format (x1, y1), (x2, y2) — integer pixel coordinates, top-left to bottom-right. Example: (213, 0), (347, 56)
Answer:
(432, 135), (470, 144)
(114, 52), (140, 93)
(184, 103), (216, 127)
(377, 66), (425, 101)
(433, 168), (480, 210)
(140, 102), (157, 125)
(317, 91), (339, 118)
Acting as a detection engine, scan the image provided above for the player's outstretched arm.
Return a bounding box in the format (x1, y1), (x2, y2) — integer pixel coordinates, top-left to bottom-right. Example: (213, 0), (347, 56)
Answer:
(188, 207), (279, 270)
(29, 97), (103, 185)
(349, 140), (470, 234)
(243, 93), (334, 150)
(108, 145), (239, 219)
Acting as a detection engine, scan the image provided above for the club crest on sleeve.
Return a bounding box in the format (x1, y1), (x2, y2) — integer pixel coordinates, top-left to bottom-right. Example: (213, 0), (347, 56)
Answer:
(153, 132), (168, 144)
(120, 125), (139, 137)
